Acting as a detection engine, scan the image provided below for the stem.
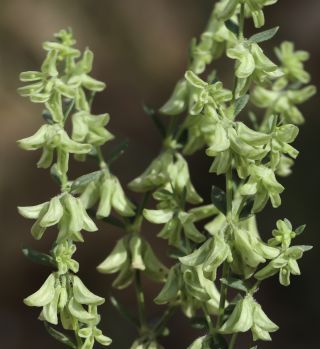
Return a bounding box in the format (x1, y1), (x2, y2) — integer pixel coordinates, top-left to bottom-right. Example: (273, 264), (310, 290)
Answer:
(202, 304), (215, 335)
(96, 146), (108, 170)
(239, 3), (245, 40)
(226, 168), (233, 223)
(152, 306), (176, 339)
(134, 270), (147, 332)
(228, 333), (238, 349)
(216, 260), (230, 328)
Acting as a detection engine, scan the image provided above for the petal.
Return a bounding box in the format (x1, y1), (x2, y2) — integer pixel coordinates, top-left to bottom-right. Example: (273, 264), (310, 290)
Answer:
(40, 196), (64, 227)
(143, 209), (174, 224)
(18, 202), (47, 219)
(97, 239), (128, 274)
(24, 273), (56, 307)
(73, 276), (105, 305)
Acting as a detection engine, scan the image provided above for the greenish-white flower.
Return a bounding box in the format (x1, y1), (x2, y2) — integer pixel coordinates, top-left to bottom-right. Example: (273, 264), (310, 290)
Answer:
(72, 111), (114, 147)
(275, 41), (310, 84)
(97, 235), (168, 289)
(227, 41), (280, 84)
(154, 264), (221, 318)
(240, 164), (285, 212)
(220, 294), (279, 341)
(73, 171), (135, 218)
(18, 193), (97, 241)
(255, 245), (312, 286)
(219, 0), (278, 28)
(53, 241), (79, 275)
(17, 124), (92, 171)
(185, 71), (232, 115)
(252, 84), (316, 125)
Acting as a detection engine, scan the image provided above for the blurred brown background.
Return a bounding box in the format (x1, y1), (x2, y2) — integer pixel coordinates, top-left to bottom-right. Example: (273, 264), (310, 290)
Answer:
(0, 0), (319, 348)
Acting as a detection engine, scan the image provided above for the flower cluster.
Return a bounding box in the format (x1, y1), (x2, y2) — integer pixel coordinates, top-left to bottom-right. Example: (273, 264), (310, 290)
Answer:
(139, 0), (315, 347)
(18, 29), (114, 348)
(18, 1), (315, 348)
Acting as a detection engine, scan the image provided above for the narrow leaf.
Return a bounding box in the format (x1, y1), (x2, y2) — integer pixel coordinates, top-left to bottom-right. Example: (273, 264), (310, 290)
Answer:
(211, 186), (227, 215)
(225, 19), (239, 36)
(234, 94), (249, 117)
(87, 209), (126, 229)
(220, 276), (250, 292)
(110, 295), (139, 327)
(106, 139), (129, 165)
(238, 197), (254, 221)
(44, 322), (77, 349)
(190, 317), (208, 330)
(295, 224), (306, 236)
(143, 104), (166, 137)
(22, 247), (56, 268)
(71, 170), (102, 191)
(249, 27), (279, 43)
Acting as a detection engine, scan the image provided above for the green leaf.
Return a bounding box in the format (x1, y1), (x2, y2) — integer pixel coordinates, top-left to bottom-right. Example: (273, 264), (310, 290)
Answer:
(295, 224), (306, 236)
(106, 139), (129, 165)
(50, 164), (62, 186)
(143, 104), (166, 137)
(234, 94), (250, 117)
(71, 170), (102, 191)
(110, 295), (139, 327)
(225, 19), (239, 36)
(22, 247), (56, 268)
(220, 276), (250, 292)
(249, 27), (279, 44)
(190, 317), (208, 330)
(44, 322), (77, 349)
(167, 246), (187, 259)
(238, 197), (254, 221)
(211, 186), (227, 215)
(42, 110), (54, 124)
(87, 209), (126, 229)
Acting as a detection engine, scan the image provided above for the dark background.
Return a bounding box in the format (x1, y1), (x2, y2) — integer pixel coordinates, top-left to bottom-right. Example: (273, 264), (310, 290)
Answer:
(0, 0), (319, 348)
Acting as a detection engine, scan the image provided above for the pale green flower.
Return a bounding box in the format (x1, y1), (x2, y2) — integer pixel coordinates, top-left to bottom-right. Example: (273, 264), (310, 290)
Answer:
(185, 71), (232, 115)
(24, 273), (72, 325)
(275, 41), (311, 84)
(231, 227), (279, 278)
(154, 264), (221, 318)
(252, 84), (316, 125)
(144, 204), (216, 248)
(17, 124), (91, 171)
(227, 41), (279, 83)
(53, 241), (79, 275)
(179, 232), (232, 280)
(128, 151), (174, 192)
(219, 0), (278, 28)
(207, 121), (270, 177)
(97, 235), (168, 289)
(255, 245), (312, 286)
(72, 111), (114, 147)
(78, 326), (112, 348)
(268, 219), (296, 249)
(73, 171), (135, 218)
(220, 294), (279, 341)
(18, 193), (97, 241)
(240, 164), (284, 212)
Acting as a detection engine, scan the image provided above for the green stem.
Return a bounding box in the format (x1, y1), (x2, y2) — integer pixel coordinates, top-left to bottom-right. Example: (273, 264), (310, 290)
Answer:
(228, 333), (238, 349)
(134, 270), (147, 332)
(96, 146), (108, 170)
(202, 304), (215, 335)
(239, 3), (245, 40)
(216, 261), (230, 328)
(152, 306), (176, 339)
